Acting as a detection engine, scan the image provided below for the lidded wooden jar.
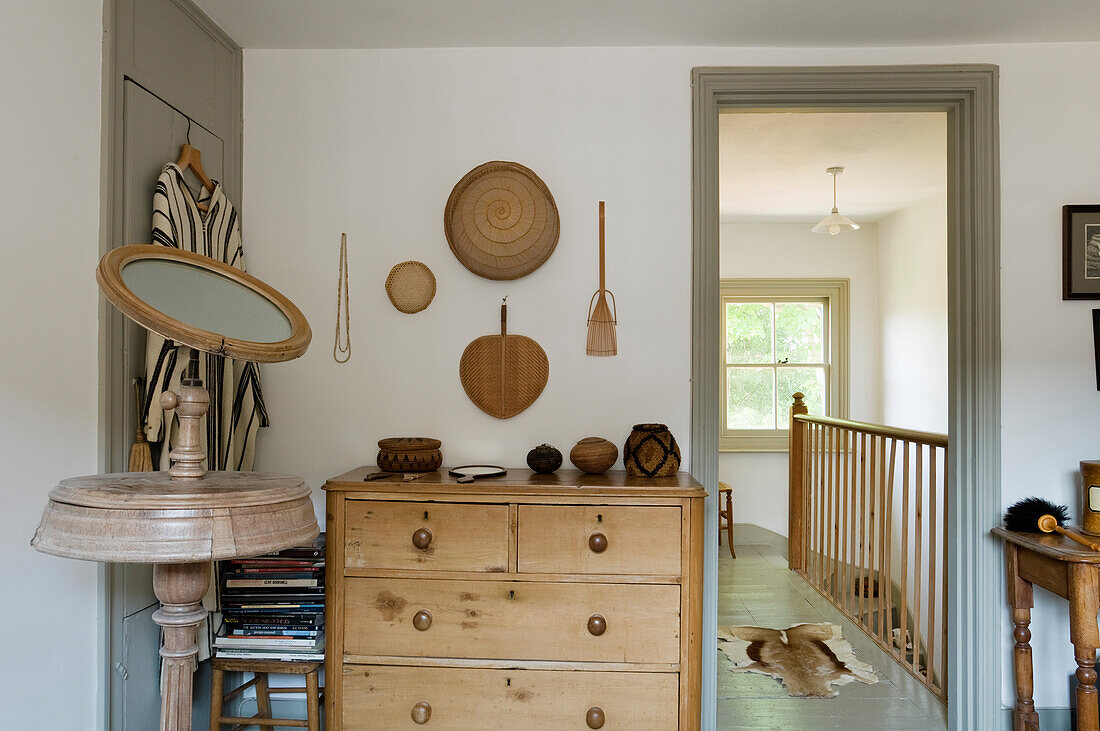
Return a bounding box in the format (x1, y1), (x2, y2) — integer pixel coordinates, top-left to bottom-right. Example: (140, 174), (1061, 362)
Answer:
(1082, 460), (1100, 536)
(377, 437), (443, 473)
(623, 423), (681, 478)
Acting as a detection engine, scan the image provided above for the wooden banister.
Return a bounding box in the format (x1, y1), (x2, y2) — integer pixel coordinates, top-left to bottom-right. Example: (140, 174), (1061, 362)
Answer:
(788, 392), (809, 572)
(786, 393), (948, 701)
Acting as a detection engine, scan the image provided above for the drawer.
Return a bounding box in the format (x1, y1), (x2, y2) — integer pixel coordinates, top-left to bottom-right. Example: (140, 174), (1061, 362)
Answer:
(344, 501), (509, 572)
(517, 505), (681, 575)
(341, 665), (679, 729)
(343, 577), (681, 664)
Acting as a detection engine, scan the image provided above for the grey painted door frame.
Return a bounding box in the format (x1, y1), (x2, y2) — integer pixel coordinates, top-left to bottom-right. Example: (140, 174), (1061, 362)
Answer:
(691, 65), (1000, 730)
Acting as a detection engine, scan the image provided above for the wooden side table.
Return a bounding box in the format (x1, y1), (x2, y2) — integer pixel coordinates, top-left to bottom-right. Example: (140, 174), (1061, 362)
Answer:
(210, 658), (323, 730)
(992, 527), (1100, 731)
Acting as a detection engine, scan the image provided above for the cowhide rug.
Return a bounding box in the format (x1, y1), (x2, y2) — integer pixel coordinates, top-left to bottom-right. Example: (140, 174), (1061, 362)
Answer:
(718, 622), (878, 698)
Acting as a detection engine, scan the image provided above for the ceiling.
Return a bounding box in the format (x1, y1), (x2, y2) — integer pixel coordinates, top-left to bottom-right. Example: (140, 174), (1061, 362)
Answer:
(194, 0), (1100, 49)
(719, 112), (946, 224)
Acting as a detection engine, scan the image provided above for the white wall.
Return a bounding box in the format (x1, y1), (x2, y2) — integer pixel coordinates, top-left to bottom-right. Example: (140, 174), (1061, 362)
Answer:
(878, 194), (949, 433)
(717, 222), (882, 536)
(0, 0), (103, 727)
(241, 42), (1100, 712)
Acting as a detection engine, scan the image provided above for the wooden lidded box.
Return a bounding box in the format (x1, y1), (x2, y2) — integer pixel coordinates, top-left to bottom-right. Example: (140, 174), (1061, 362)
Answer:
(323, 468), (706, 729)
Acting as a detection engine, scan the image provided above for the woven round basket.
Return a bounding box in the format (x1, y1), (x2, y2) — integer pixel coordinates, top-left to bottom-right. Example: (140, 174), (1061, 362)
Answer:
(376, 437), (443, 473)
(444, 161), (559, 280)
(385, 261), (436, 314)
(623, 423), (681, 478)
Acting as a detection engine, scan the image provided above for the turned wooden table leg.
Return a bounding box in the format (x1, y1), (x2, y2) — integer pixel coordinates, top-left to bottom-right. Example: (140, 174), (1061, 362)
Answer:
(1070, 563), (1100, 731)
(1005, 544), (1040, 731)
(152, 561), (211, 731)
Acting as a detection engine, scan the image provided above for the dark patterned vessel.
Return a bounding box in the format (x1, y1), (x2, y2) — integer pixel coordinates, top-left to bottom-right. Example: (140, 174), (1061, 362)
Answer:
(622, 424), (680, 477)
(526, 443), (563, 474)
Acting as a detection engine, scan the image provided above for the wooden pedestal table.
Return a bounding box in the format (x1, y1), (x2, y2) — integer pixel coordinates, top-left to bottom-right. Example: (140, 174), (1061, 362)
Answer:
(32, 471), (318, 731)
(993, 527), (1100, 731)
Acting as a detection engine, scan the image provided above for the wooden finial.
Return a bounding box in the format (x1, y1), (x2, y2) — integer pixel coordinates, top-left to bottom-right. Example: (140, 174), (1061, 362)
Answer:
(792, 392), (805, 407)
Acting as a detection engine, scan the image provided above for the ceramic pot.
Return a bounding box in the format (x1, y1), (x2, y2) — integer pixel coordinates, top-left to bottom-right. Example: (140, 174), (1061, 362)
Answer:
(377, 437), (443, 473)
(527, 444), (563, 474)
(623, 423), (680, 477)
(569, 437), (618, 474)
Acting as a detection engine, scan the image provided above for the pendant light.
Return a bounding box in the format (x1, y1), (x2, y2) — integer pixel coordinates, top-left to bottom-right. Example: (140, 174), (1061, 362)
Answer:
(811, 166), (860, 236)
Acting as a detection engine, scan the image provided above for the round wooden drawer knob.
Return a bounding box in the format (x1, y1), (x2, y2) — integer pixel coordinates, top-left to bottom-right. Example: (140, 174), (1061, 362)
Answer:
(586, 706), (605, 729)
(411, 701), (432, 724)
(413, 610), (433, 631)
(412, 528), (433, 550)
(587, 614), (607, 636)
(588, 532), (608, 553)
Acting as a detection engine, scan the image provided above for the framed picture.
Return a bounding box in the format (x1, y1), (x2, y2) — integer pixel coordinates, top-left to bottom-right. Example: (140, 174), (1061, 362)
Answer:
(1094, 310), (1100, 390)
(1063, 205), (1100, 299)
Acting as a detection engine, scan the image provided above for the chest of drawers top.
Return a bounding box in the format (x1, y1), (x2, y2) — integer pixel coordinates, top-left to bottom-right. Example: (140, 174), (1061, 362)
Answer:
(323, 467), (706, 498)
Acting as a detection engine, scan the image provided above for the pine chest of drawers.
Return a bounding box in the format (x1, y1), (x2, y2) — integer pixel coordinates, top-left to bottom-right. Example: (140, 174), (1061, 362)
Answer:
(324, 467), (705, 730)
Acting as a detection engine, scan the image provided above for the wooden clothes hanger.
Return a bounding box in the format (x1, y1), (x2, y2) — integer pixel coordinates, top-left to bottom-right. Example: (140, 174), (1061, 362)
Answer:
(176, 119), (214, 211)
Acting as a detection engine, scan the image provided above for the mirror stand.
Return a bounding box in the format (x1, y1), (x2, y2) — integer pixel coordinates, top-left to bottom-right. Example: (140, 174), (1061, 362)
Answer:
(159, 349), (210, 480)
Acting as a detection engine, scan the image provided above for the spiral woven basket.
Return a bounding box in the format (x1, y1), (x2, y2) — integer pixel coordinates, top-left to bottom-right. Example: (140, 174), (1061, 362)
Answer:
(444, 161), (559, 280)
(385, 261), (436, 314)
(623, 423), (680, 478)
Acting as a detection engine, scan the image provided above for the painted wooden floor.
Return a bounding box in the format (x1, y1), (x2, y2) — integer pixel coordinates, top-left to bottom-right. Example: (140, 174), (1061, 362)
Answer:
(717, 543), (947, 730)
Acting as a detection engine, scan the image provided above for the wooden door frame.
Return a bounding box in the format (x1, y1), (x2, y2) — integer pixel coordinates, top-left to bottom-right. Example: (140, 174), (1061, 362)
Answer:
(691, 65), (1000, 730)
(98, 1), (242, 728)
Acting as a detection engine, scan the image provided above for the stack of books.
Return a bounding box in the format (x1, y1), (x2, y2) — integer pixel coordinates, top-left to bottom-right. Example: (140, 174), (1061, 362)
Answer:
(214, 533), (326, 661)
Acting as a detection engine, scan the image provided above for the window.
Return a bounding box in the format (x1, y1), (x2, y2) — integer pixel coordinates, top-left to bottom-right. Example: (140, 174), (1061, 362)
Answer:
(720, 279), (849, 452)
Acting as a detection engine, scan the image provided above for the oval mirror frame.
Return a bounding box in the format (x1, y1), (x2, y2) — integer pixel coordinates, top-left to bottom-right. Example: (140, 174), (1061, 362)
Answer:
(97, 244), (311, 363)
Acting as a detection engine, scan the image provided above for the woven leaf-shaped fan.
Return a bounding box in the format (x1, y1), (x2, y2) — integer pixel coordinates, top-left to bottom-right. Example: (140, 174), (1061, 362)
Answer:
(460, 299), (548, 419)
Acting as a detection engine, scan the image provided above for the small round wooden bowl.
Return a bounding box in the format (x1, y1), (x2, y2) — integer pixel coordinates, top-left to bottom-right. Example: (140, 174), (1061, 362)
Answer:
(569, 437), (618, 474)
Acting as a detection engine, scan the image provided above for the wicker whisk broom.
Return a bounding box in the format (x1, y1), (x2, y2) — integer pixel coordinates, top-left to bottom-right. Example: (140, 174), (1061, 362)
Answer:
(586, 201), (618, 356)
(128, 378), (153, 472)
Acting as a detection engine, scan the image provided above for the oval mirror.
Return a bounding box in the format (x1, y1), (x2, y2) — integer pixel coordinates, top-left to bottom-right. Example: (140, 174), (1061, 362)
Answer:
(97, 244), (311, 362)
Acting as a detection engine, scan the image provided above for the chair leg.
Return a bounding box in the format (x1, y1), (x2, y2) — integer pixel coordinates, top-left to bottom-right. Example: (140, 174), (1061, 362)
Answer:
(255, 671), (271, 719)
(306, 669), (321, 731)
(725, 491), (736, 559)
(210, 666), (225, 731)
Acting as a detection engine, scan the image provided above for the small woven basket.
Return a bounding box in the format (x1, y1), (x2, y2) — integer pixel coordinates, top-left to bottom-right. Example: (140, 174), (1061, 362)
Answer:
(377, 437), (443, 472)
(385, 261), (436, 314)
(623, 423), (680, 477)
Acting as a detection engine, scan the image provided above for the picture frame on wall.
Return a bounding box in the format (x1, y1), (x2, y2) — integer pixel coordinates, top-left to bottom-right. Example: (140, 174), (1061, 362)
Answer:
(1094, 310), (1100, 391)
(1063, 205), (1100, 299)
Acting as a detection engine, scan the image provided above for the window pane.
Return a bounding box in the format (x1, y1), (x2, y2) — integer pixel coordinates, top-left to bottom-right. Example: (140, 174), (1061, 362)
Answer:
(777, 367), (826, 419)
(727, 367), (776, 429)
(775, 302), (824, 364)
(725, 303), (773, 363)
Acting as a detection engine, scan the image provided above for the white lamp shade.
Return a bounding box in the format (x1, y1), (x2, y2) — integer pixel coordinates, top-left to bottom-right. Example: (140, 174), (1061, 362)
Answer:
(811, 209), (860, 236)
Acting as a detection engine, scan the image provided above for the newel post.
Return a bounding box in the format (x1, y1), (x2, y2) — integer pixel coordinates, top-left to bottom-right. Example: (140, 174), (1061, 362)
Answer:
(789, 392), (808, 572)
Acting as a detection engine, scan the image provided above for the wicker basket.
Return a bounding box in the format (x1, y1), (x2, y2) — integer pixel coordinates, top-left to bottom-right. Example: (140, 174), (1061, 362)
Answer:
(385, 261), (436, 314)
(569, 437), (618, 474)
(377, 437), (443, 473)
(623, 424), (680, 477)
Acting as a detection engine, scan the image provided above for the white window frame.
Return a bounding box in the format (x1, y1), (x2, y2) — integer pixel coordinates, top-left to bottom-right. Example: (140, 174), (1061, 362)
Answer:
(720, 278), (850, 452)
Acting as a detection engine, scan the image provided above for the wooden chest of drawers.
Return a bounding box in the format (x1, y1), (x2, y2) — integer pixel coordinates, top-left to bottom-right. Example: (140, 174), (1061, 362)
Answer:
(324, 468), (705, 730)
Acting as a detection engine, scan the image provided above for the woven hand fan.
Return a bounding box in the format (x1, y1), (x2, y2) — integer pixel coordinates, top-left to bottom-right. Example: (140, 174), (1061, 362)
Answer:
(460, 299), (548, 419)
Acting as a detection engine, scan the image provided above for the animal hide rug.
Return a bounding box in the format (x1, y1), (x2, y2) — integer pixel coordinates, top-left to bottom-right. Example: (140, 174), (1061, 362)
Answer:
(718, 622), (878, 698)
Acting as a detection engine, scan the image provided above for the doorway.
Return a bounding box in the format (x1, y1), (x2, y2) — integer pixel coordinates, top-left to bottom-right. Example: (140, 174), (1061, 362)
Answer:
(716, 109), (949, 727)
(691, 66), (1000, 731)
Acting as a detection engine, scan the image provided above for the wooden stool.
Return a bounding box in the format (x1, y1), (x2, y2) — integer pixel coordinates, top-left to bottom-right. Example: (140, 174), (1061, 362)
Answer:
(211, 658), (323, 730)
(718, 481), (736, 558)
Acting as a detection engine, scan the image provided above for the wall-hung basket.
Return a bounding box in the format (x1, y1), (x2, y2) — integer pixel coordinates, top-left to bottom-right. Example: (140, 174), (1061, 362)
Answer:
(444, 161), (559, 280)
(385, 261), (436, 314)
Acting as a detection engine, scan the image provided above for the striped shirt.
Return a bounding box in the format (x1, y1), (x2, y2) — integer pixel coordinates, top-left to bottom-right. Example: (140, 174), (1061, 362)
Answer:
(142, 163), (268, 472)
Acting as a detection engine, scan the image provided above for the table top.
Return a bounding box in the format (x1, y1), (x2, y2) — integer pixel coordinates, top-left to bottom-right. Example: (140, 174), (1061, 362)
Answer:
(32, 470), (318, 563)
(48, 471), (310, 509)
(324, 467), (707, 498)
(992, 527), (1100, 564)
